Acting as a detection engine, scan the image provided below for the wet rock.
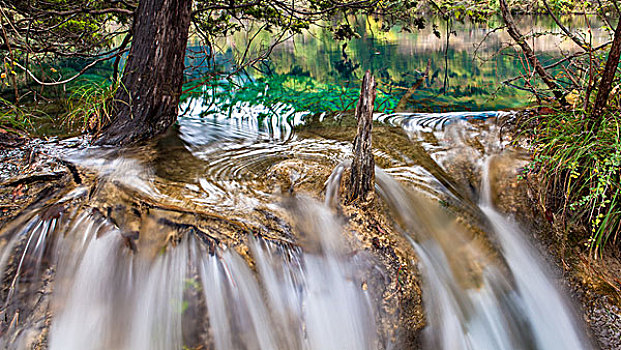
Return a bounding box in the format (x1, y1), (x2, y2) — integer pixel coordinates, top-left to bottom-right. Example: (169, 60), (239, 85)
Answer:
(265, 159), (332, 198)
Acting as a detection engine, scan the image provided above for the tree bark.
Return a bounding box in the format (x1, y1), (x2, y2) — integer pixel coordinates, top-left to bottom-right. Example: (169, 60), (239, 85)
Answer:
(348, 70), (376, 204)
(590, 19), (621, 126)
(96, 0), (193, 145)
(499, 0), (567, 106)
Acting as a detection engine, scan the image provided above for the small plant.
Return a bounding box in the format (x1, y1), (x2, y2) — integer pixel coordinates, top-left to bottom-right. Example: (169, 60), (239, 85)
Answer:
(60, 81), (119, 133)
(0, 97), (41, 132)
(0, 78), (118, 137)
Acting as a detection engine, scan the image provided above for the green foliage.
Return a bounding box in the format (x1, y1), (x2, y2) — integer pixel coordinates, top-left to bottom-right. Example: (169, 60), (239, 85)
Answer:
(0, 78), (117, 136)
(4, 0), (129, 54)
(526, 110), (621, 256)
(428, 0), (496, 22)
(541, 0), (577, 13)
(0, 97), (43, 131)
(430, 0), (611, 18)
(60, 80), (118, 132)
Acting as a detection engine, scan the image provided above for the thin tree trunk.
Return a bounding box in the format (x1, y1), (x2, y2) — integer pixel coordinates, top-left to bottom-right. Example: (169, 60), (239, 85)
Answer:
(348, 70), (376, 204)
(443, 18), (450, 94)
(96, 0), (193, 145)
(590, 19), (621, 126)
(499, 0), (567, 106)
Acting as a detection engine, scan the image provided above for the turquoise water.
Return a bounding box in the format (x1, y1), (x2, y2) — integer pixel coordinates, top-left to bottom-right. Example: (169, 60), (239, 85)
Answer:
(181, 15), (607, 119)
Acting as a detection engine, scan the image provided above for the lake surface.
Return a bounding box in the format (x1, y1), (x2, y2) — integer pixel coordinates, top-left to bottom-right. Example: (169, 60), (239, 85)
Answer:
(21, 15), (609, 138)
(180, 14), (608, 121)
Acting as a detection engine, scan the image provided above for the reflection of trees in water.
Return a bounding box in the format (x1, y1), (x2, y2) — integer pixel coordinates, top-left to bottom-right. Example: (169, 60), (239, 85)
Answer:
(333, 43), (360, 80)
(184, 15), (607, 113)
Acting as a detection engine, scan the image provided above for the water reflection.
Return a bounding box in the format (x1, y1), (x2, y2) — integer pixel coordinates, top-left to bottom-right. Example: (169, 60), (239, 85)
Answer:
(183, 15), (609, 116)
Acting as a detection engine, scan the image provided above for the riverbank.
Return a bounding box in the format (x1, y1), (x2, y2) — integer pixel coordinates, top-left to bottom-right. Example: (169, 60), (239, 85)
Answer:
(496, 109), (621, 349)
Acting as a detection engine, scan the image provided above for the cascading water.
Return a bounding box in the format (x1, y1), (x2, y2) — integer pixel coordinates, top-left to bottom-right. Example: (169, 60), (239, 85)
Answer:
(374, 168), (535, 350)
(0, 181), (378, 349)
(479, 157), (588, 350)
(192, 197), (377, 350)
(0, 109), (594, 349)
(370, 113), (591, 350)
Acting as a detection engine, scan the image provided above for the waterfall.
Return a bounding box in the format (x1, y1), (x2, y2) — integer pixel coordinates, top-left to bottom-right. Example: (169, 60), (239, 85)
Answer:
(0, 197), (377, 349)
(0, 111), (593, 349)
(370, 113), (590, 349)
(480, 157), (588, 350)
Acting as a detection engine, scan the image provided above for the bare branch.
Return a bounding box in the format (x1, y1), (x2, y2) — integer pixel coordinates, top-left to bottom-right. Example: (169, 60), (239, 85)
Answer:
(501, 41), (613, 85)
(8, 49), (128, 86)
(499, 0), (567, 105)
(542, 0), (589, 50)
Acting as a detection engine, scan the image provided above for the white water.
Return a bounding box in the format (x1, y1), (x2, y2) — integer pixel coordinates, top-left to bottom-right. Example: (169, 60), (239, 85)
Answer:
(371, 114), (591, 350)
(480, 157), (588, 350)
(0, 196), (377, 349)
(376, 162), (590, 349)
(376, 168), (533, 349)
(195, 197), (377, 350)
(49, 211), (187, 350)
(0, 112), (592, 350)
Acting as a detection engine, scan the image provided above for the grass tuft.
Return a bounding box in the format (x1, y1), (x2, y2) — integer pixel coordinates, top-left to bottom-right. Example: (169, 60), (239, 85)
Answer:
(525, 109), (621, 257)
(60, 81), (118, 133)
(0, 81), (117, 137)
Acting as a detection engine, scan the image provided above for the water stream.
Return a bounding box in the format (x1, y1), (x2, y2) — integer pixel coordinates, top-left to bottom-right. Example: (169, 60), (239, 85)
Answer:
(374, 159), (589, 349)
(0, 110), (591, 349)
(479, 161), (587, 350)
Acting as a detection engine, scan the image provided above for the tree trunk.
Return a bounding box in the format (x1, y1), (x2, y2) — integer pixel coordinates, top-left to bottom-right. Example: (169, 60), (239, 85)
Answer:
(96, 0), (193, 145)
(590, 19), (621, 126)
(499, 0), (567, 106)
(348, 70), (376, 204)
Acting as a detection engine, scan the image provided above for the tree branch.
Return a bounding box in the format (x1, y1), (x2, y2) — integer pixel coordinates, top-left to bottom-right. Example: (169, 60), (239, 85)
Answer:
(542, 0), (589, 50)
(8, 49), (128, 86)
(499, 0), (567, 105)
